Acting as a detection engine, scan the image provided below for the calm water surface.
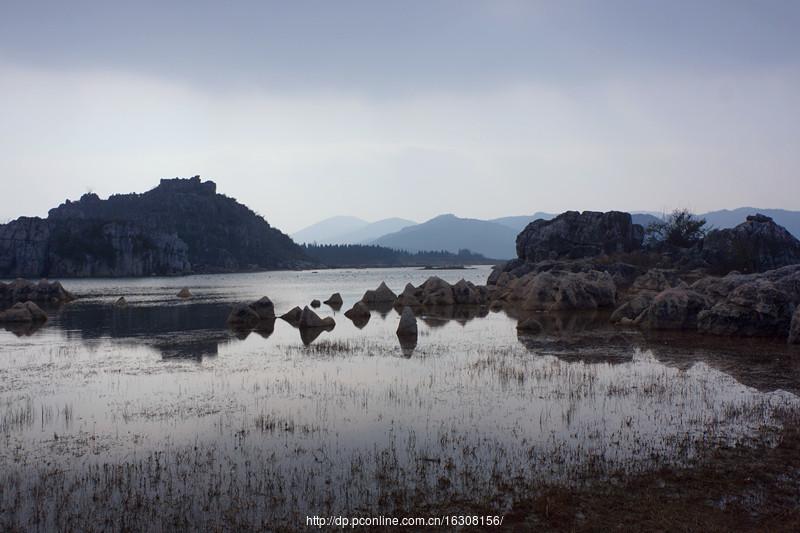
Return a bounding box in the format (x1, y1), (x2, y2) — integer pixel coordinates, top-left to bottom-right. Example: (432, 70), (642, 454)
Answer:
(2, 266), (799, 528)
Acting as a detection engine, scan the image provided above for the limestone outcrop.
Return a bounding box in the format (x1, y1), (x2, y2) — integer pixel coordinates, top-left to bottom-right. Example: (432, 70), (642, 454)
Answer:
(516, 211), (644, 262)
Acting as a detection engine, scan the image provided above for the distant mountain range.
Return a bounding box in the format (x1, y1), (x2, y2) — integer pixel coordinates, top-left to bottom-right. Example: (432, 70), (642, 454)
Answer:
(489, 213), (556, 232)
(295, 208), (800, 261)
(373, 214), (518, 259)
(292, 216), (416, 245)
(701, 208), (800, 238)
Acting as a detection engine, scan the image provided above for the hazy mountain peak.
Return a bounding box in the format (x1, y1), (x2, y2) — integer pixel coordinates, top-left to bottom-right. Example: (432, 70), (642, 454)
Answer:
(372, 213), (518, 259)
(292, 216), (416, 245)
(291, 216), (369, 244)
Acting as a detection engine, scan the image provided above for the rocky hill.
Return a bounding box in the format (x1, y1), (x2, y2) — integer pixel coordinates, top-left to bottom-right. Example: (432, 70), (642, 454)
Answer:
(0, 176), (310, 277)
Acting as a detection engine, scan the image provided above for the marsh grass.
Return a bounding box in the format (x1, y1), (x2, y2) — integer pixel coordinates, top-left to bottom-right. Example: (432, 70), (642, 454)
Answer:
(1, 397), (34, 434)
(2, 325), (799, 531)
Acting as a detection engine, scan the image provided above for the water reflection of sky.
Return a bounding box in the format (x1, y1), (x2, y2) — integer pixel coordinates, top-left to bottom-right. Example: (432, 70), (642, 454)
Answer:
(2, 267), (800, 520)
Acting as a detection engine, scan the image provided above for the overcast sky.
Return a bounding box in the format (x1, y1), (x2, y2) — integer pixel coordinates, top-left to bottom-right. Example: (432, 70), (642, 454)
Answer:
(1, 0), (799, 233)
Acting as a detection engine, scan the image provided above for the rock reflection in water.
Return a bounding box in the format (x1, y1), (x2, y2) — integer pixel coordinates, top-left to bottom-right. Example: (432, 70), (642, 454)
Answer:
(57, 301), (230, 340)
(405, 304), (489, 325)
(349, 314), (370, 329)
(300, 326), (334, 345)
(397, 335), (417, 357)
(2, 321), (46, 337)
(364, 300), (394, 318)
(153, 335), (225, 360)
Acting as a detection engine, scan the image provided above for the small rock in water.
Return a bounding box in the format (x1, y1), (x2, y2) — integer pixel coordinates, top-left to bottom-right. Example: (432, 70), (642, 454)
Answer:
(299, 306), (335, 329)
(177, 287), (192, 298)
(114, 296), (128, 307)
(280, 306), (303, 326)
(323, 292), (343, 307)
(310, 299), (321, 308)
(361, 282), (397, 304)
(344, 301), (370, 319)
(344, 301), (371, 328)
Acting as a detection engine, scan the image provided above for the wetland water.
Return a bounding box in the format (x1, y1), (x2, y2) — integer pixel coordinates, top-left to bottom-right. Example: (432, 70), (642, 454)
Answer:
(2, 266), (800, 530)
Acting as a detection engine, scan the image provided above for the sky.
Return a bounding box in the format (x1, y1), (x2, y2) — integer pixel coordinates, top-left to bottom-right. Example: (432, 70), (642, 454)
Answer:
(1, 0), (799, 234)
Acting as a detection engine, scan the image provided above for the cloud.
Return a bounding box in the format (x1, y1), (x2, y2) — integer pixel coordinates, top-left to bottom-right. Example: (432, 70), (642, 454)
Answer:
(1, 54), (799, 232)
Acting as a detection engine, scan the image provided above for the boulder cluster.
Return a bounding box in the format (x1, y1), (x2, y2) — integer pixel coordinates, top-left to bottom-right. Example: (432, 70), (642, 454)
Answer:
(227, 293), (338, 345)
(606, 264), (800, 343)
(345, 276), (489, 317)
(0, 278), (75, 327)
(227, 296), (276, 329)
(702, 214), (800, 273)
(491, 210), (800, 343)
(0, 301), (48, 323)
(0, 278), (75, 305)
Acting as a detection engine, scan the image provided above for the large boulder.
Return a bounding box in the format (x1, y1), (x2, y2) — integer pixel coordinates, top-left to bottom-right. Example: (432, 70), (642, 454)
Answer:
(395, 283), (422, 307)
(698, 278), (799, 338)
(691, 272), (752, 301)
(516, 211), (644, 262)
(344, 301), (371, 328)
(361, 282), (397, 304)
(630, 269), (685, 294)
(419, 276), (454, 306)
(509, 270), (616, 311)
(452, 279), (487, 305)
(702, 214), (800, 274)
(323, 293), (343, 307)
(0, 301), (48, 323)
(227, 296), (276, 328)
(249, 296), (275, 319)
(610, 293), (654, 323)
(280, 306), (303, 326)
(636, 288), (709, 330)
(298, 306), (335, 329)
(0, 278), (75, 304)
(344, 301), (370, 320)
(695, 265), (800, 338)
(226, 304), (261, 328)
(396, 306), (418, 338)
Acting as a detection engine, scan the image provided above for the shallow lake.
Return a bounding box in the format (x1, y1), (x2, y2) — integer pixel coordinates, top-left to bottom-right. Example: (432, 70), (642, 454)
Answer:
(2, 266), (799, 529)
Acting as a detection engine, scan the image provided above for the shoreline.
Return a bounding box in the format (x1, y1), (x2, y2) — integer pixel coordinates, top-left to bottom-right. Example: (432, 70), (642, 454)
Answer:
(0, 262), (499, 283)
